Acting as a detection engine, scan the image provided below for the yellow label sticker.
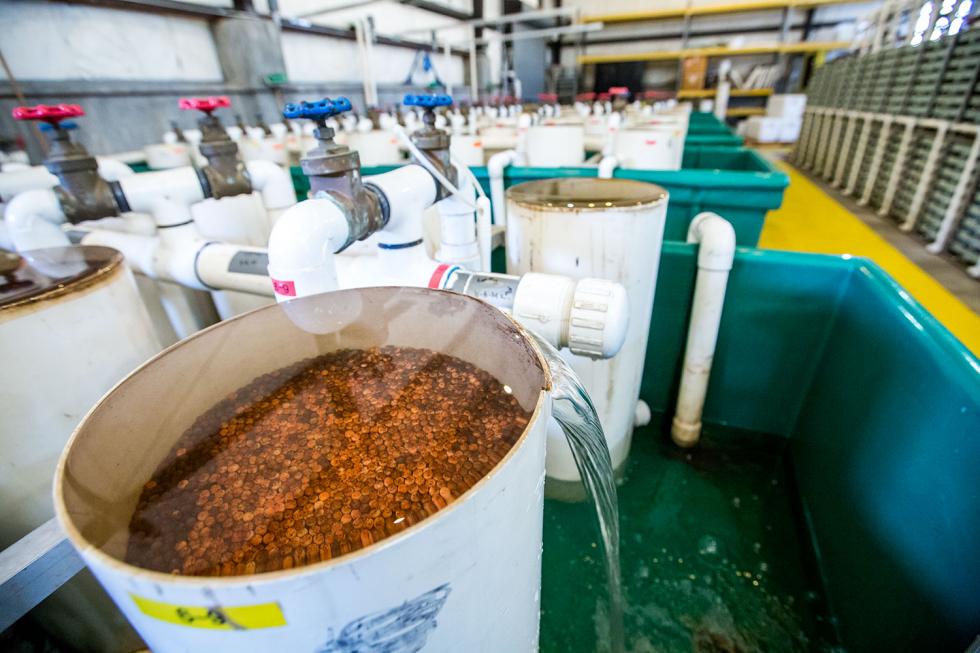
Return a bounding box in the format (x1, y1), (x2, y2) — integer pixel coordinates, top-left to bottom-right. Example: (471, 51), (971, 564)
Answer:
(130, 594), (287, 630)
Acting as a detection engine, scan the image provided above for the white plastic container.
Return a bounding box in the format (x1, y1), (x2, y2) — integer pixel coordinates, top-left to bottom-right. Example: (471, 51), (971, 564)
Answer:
(767, 93), (807, 120)
(744, 116), (784, 143)
(239, 137), (289, 166)
(345, 130), (403, 166)
(0, 246), (161, 548)
(613, 126), (683, 171)
(744, 116), (802, 143)
(505, 178), (668, 481)
(779, 119), (803, 143)
(450, 134), (485, 167)
(583, 113), (610, 152)
(524, 124), (585, 167)
(55, 287), (554, 653)
(0, 247), (158, 651)
(144, 143), (192, 170)
(478, 124), (519, 152)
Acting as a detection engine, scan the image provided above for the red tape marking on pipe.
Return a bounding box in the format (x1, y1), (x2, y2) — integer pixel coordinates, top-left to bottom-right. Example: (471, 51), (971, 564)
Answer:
(271, 278), (296, 296)
(428, 264), (450, 289)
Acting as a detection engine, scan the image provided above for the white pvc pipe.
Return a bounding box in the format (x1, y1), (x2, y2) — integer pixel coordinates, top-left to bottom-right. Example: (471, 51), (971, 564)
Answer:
(0, 160), (131, 206)
(441, 158), (491, 271)
(94, 157), (134, 182)
(435, 168), (480, 269)
(76, 225), (273, 297)
(75, 213), (158, 237)
(476, 195), (493, 271)
(75, 229), (159, 282)
(267, 197), (351, 302)
(364, 164), (437, 245)
(117, 167), (204, 218)
(598, 154), (619, 179)
(671, 212), (736, 448)
(244, 159), (295, 211)
(196, 242), (275, 296)
(487, 149), (518, 228)
(4, 189), (70, 251)
(0, 166), (57, 203)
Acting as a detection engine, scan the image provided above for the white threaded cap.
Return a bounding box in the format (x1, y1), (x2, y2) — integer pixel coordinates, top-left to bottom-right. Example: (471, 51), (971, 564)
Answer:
(567, 278), (629, 359)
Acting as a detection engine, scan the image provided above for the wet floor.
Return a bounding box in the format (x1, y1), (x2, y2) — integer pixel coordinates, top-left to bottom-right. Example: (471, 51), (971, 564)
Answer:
(540, 415), (842, 653)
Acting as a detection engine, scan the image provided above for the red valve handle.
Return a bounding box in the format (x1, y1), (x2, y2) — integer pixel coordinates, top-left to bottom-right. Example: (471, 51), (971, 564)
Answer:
(537, 93), (558, 103)
(179, 96), (231, 115)
(597, 92), (612, 101)
(608, 86), (629, 96)
(12, 104), (84, 124)
(576, 92), (596, 102)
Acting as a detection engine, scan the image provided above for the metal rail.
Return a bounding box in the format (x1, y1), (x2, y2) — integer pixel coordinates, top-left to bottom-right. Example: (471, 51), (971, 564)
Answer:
(0, 519), (82, 632)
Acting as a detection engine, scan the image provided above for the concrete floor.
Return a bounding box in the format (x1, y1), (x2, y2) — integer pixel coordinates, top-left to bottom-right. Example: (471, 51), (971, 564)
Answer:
(802, 171), (980, 315)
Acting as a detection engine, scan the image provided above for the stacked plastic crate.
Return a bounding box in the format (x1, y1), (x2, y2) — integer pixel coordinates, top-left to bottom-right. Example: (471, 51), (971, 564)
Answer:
(951, 183), (980, 266)
(869, 47), (918, 211)
(888, 38), (950, 229)
(820, 58), (858, 174)
(850, 51), (887, 195)
(797, 26), (980, 277)
(947, 28), (980, 269)
(915, 134), (972, 241)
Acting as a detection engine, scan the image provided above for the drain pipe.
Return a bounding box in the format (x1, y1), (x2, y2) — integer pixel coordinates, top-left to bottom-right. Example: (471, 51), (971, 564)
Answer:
(487, 113), (530, 229)
(671, 212), (736, 448)
(487, 151), (516, 227)
(597, 155), (620, 179)
(597, 113), (622, 179)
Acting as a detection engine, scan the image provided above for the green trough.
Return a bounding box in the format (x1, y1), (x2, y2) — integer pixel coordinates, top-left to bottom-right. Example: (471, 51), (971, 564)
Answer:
(688, 111), (738, 135)
(538, 243), (980, 652)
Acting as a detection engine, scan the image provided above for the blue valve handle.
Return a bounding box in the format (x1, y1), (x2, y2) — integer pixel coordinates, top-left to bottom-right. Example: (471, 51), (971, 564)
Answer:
(39, 121), (78, 132)
(403, 94), (452, 108)
(282, 97), (353, 121)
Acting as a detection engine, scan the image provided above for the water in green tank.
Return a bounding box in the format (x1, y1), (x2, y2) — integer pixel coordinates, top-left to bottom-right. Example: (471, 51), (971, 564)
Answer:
(540, 415), (840, 653)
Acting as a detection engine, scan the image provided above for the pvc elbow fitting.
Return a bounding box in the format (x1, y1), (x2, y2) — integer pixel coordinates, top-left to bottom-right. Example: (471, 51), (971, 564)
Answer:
(5, 188), (71, 252)
(598, 155), (619, 179)
(245, 160), (295, 210)
(687, 212), (736, 271)
(267, 198), (352, 301)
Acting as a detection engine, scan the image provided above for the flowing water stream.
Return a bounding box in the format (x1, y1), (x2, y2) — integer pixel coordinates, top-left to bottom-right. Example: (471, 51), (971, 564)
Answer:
(531, 333), (625, 653)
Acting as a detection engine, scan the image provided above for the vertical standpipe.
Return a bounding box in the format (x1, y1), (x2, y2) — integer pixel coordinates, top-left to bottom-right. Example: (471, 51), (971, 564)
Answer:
(505, 178), (668, 482)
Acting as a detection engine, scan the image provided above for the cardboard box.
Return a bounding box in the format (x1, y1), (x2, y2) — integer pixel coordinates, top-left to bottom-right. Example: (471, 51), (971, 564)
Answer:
(681, 56), (708, 90)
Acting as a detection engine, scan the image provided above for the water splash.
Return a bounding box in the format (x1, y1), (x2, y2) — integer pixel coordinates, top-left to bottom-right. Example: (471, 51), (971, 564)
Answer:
(530, 332), (624, 653)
